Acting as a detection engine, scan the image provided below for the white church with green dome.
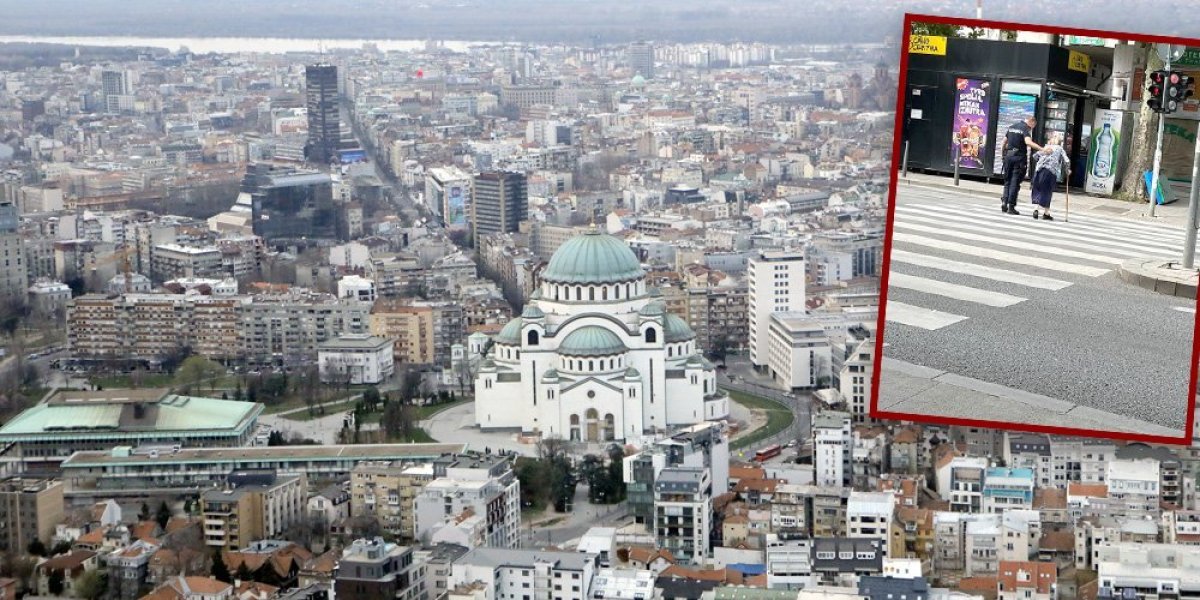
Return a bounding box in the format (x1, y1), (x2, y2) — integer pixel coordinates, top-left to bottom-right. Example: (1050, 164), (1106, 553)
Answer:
(475, 229), (730, 442)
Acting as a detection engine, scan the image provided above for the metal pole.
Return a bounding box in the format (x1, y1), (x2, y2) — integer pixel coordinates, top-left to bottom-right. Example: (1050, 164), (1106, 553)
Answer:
(1151, 45), (1172, 218)
(902, 141), (910, 179)
(954, 142), (961, 186)
(1183, 131), (1200, 269)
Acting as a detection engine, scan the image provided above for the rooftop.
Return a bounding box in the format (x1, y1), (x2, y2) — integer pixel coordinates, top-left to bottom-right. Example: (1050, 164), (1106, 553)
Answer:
(62, 443), (467, 467)
(457, 547), (595, 571)
(0, 389), (262, 441)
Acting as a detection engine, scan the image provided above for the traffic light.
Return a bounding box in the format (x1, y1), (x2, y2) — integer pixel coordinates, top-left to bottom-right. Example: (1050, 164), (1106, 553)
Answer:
(1165, 71), (1195, 113)
(1147, 70), (1167, 112)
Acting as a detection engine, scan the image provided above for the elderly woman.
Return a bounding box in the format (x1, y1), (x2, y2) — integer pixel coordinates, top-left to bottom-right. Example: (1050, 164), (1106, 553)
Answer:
(1031, 132), (1070, 221)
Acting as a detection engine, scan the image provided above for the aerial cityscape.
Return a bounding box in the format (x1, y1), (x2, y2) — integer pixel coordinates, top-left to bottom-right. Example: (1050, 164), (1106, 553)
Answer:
(0, 3), (1197, 600)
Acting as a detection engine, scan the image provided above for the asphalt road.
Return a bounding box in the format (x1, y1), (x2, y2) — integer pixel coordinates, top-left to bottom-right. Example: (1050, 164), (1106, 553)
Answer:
(722, 356), (813, 458)
(883, 185), (1196, 428)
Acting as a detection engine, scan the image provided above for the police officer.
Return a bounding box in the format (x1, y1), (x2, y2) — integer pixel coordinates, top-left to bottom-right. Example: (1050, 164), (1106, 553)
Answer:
(1000, 115), (1043, 215)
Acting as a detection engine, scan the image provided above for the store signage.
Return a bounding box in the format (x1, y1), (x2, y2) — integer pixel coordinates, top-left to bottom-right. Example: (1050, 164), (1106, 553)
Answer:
(1064, 35), (1111, 47)
(1175, 47), (1200, 68)
(1068, 50), (1091, 73)
(909, 35), (947, 56)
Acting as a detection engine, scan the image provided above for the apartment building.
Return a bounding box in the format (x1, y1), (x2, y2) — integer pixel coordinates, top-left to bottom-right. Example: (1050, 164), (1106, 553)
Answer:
(351, 461), (435, 540)
(748, 249), (806, 368)
(846, 492), (895, 556)
(1096, 543), (1200, 600)
(201, 471), (307, 551)
(448, 548), (598, 600)
(370, 299), (437, 366)
(653, 467), (713, 565)
(414, 454), (521, 549)
(336, 538), (427, 600)
(813, 411), (852, 488)
(0, 478), (64, 553)
(623, 423), (730, 526)
(67, 290), (369, 366)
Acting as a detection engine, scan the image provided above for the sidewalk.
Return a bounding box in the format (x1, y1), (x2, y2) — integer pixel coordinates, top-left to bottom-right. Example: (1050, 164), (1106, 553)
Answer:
(899, 172), (1195, 229)
(878, 358), (1185, 439)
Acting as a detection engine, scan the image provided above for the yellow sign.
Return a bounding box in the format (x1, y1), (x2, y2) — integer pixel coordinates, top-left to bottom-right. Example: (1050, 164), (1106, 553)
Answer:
(1068, 50), (1091, 73)
(909, 35), (948, 56)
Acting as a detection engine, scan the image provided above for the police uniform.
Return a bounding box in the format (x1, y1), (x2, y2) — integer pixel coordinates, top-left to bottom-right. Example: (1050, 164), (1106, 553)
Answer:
(1001, 120), (1033, 213)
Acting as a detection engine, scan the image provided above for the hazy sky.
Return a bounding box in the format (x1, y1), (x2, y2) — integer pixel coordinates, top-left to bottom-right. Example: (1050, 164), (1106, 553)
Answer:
(0, 0), (1197, 45)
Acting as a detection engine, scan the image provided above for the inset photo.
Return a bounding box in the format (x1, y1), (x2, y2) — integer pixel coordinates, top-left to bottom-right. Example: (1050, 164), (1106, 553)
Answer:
(874, 14), (1200, 444)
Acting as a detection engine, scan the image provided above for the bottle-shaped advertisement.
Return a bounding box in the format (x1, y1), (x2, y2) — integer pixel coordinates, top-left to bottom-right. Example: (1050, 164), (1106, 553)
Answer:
(1085, 109), (1124, 197)
(1093, 124), (1113, 179)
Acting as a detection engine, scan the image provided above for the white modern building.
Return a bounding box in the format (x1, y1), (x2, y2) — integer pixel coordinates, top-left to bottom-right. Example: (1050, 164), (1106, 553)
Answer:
(938, 457), (989, 514)
(1096, 543), (1200, 599)
(847, 491), (896, 555)
(765, 312), (832, 390)
(338, 274), (377, 302)
(765, 535), (813, 590)
(653, 467), (713, 565)
(748, 249), (806, 367)
(449, 548), (599, 600)
(1105, 458), (1161, 513)
(426, 166), (473, 230)
(475, 230), (728, 441)
(813, 411), (852, 488)
(414, 454), (522, 549)
(318, 334), (395, 385)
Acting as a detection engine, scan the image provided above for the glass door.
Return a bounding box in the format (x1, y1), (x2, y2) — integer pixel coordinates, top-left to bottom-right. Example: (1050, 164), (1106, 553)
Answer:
(1044, 95), (1076, 183)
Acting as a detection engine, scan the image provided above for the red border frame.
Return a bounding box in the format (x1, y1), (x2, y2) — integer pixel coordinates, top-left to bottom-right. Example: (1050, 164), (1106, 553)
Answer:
(871, 13), (1200, 446)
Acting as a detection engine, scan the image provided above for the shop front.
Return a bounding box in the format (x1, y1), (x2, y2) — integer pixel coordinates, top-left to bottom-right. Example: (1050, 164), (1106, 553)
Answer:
(901, 36), (1098, 187)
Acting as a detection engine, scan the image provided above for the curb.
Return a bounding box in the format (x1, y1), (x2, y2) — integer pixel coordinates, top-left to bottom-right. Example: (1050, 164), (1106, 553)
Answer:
(1117, 259), (1200, 300)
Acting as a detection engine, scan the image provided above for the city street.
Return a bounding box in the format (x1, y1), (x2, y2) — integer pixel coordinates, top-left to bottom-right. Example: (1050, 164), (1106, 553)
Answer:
(880, 183), (1196, 436)
(721, 355), (812, 458)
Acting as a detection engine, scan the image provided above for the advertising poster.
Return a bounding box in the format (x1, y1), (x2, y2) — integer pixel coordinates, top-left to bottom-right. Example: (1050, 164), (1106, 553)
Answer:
(447, 185), (466, 226)
(952, 78), (990, 170)
(992, 92), (1039, 175)
(1085, 108), (1124, 196)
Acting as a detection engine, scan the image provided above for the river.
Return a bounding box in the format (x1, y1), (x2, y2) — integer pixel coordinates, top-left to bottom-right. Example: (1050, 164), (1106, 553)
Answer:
(0, 35), (486, 55)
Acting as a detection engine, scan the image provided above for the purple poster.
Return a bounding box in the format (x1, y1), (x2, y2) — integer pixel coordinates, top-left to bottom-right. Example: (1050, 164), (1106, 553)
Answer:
(952, 77), (991, 170)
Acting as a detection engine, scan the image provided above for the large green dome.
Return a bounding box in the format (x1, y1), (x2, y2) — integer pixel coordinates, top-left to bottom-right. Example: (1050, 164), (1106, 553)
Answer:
(495, 317), (523, 345)
(542, 230), (644, 285)
(664, 313), (696, 342)
(559, 326), (626, 356)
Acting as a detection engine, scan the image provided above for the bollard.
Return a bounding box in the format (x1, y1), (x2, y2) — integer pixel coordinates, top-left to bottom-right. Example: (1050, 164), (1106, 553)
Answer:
(954, 143), (961, 186)
(902, 140), (910, 179)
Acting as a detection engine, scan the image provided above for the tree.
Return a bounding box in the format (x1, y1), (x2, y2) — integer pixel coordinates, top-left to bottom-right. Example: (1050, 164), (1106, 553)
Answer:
(74, 570), (108, 600)
(235, 562), (253, 584)
(26, 539), (46, 557)
(1120, 44), (1165, 202)
(579, 455), (605, 503)
(453, 355), (477, 399)
(381, 399), (409, 440)
(1, 552), (38, 593)
(211, 550), (232, 583)
(0, 298), (27, 338)
(515, 457), (551, 511)
(362, 386), (382, 413)
(48, 570), (64, 595)
(909, 22), (962, 37)
(174, 356), (225, 395)
(536, 436), (576, 512)
(708, 335), (731, 367)
(156, 501), (172, 530)
(50, 540), (72, 556)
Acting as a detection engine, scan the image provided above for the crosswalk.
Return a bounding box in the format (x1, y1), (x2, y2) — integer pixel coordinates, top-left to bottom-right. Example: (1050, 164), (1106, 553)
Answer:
(886, 202), (1200, 331)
